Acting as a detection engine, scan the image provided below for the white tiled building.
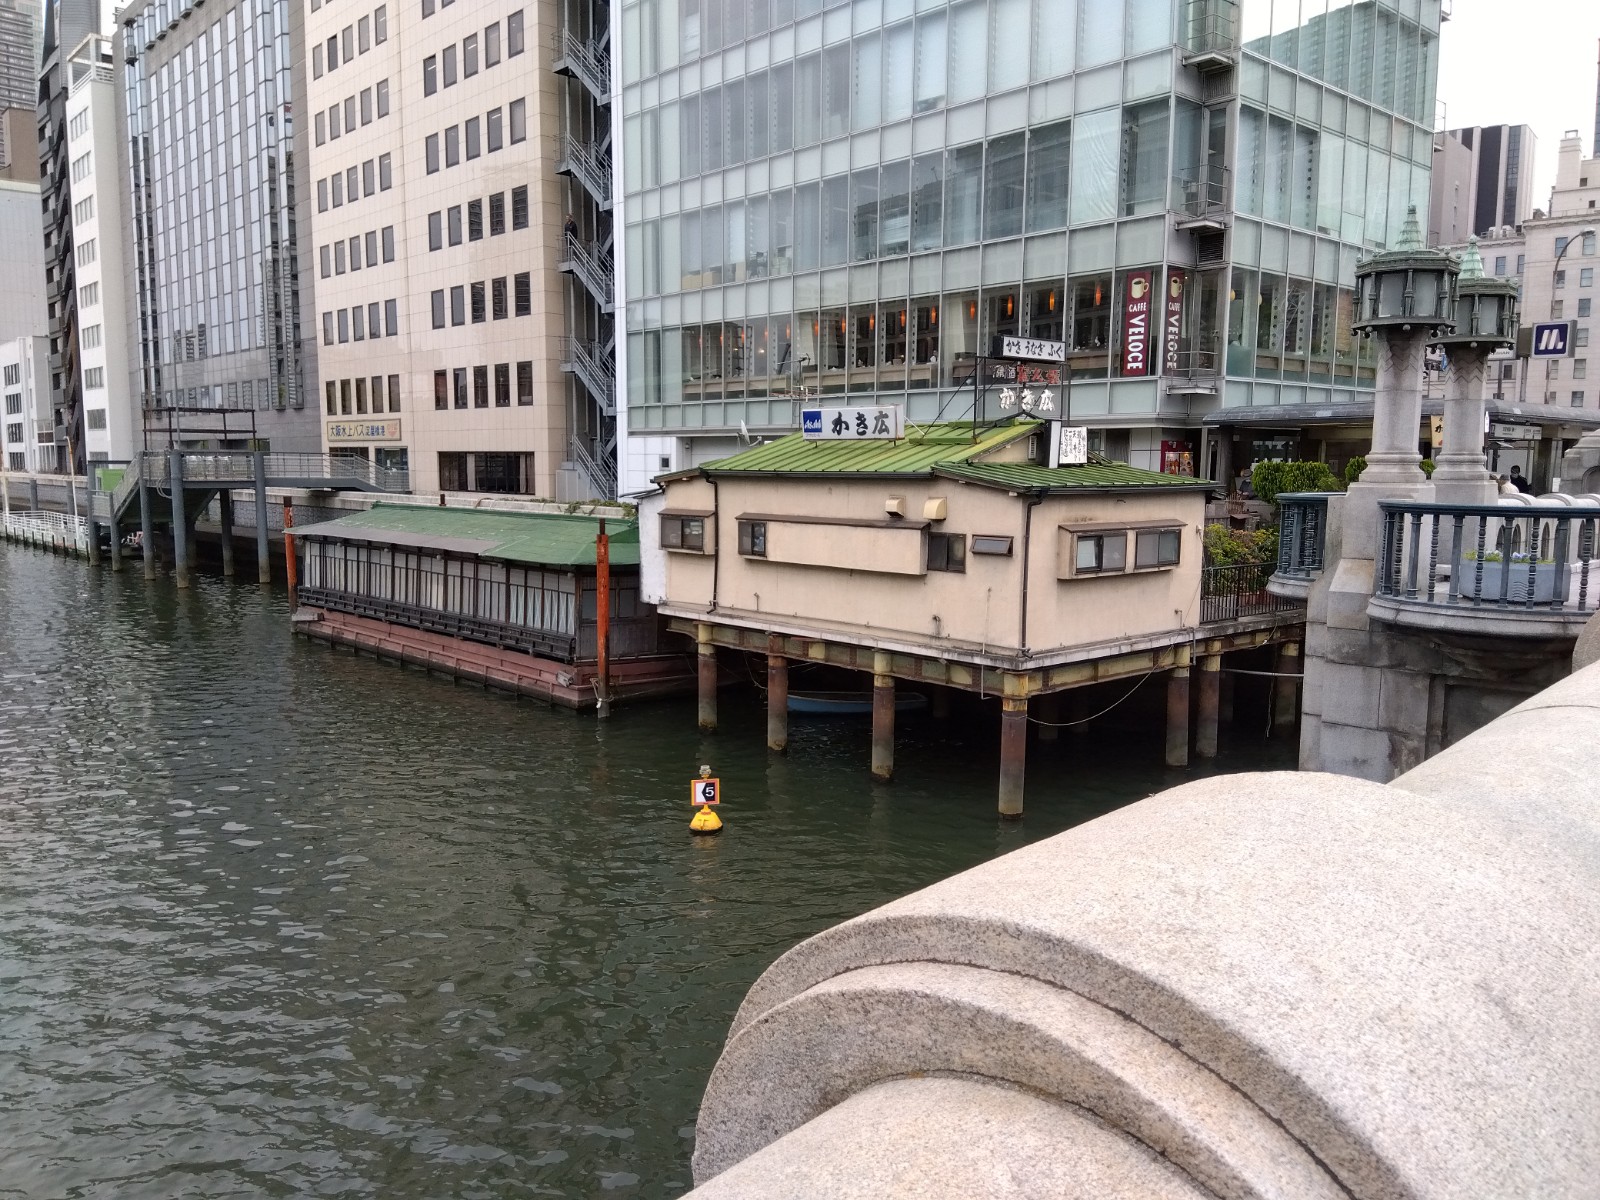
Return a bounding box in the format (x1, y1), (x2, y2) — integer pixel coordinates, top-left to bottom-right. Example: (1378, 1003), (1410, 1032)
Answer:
(1, 336), (54, 472)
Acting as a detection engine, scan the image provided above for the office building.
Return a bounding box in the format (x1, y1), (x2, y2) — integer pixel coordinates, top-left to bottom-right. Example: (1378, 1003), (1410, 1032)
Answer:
(0, 177), (47, 342)
(117, 0), (320, 454)
(64, 33), (130, 461)
(0, 0), (41, 112)
(38, 0), (98, 474)
(615, 0), (1443, 489)
(1427, 123), (1536, 246)
(302, 0), (614, 498)
(1, 334), (52, 471)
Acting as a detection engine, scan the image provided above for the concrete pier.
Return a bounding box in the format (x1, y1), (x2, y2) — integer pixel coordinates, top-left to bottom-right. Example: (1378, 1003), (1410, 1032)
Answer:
(218, 492), (236, 577)
(169, 451), (190, 588)
(870, 651), (893, 782)
(1273, 641), (1300, 731)
(138, 472), (155, 579)
(1195, 653), (1221, 758)
(1165, 646), (1191, 767)
(766, 642), (788, 753)
(253, 454), (272, 583)
(997, 696), (1027, 817)
(697, 622), (717, 732)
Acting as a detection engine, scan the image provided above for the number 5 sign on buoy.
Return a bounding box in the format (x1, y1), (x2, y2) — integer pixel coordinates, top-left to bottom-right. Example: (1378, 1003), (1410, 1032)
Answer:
(689, 764), (723, 835)
(691, 778), (720, 805)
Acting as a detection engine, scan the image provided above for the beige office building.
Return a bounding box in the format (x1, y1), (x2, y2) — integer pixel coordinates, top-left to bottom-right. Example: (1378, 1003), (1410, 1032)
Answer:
(304, 0), (576, 496)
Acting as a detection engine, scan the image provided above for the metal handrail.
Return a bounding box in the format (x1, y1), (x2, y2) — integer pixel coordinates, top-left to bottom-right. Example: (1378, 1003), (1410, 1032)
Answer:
(558, 29), (610, 100)
(567, 434), (617, 499)
(566, 338), (616, 411)
(1173, 164), (1230, 216)
(1183, 0), (1239, 54)
(1275, 493), (1333, 579)
(1200, 561), (1303, 624)
(563, 232), (615, 309)
(561, 133), (613, 207)
(1376, 499), (1600, 614)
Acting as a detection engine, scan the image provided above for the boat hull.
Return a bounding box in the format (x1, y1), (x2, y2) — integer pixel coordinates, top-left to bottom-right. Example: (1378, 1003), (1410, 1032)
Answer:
(788, 690), (929, 716)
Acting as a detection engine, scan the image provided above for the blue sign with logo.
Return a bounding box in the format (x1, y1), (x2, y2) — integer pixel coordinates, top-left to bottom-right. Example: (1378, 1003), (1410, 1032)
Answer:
(1531, 321), (1575, 359)
(801, 408), (824, 436)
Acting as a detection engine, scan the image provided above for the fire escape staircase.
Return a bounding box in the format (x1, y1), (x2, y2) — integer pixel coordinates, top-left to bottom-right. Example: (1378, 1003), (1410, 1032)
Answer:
(560, 232), (615, 314)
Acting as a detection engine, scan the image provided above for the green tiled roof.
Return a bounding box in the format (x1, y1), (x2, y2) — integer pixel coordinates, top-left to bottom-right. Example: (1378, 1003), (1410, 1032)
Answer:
(936, 461), (1217, 493)
(293, 503), (638, 567)
(699, 421), (1038, 476)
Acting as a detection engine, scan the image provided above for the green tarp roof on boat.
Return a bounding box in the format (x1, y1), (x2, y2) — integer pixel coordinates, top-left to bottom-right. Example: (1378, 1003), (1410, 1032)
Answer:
(291, 504), (638, 568)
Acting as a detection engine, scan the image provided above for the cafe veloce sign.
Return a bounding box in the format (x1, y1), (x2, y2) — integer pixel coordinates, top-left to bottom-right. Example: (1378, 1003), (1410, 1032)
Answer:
(1120, 269), (1189, 378)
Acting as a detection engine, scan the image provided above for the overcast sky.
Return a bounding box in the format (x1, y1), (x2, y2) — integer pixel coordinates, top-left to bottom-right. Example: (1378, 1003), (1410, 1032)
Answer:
(1435, 0), (1600, 207)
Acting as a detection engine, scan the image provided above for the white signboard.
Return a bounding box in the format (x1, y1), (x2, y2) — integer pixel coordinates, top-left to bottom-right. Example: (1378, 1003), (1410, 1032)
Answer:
(998, 335), (1067, 363)
(1051, 425), (1090, 467)
(801, 405), (905, 440)
(998, 386), (1060, 417)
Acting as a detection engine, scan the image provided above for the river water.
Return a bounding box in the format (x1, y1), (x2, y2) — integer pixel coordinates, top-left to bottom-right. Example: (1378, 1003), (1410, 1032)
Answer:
(0, 544), (1290, 1197)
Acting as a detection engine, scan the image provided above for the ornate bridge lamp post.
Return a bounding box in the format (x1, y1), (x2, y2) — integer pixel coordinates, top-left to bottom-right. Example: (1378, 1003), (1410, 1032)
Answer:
(1430, 238), (1519, 504)
(1343, 206), (1459, 561)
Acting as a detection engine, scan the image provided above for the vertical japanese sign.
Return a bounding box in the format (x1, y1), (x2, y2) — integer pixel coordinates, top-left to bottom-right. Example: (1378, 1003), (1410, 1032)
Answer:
(1121, 270), (1153, 376)
(1163, 271), (1187, 376)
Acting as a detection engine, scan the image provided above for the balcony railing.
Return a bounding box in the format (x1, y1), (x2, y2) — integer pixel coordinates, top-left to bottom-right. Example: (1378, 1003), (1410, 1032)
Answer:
(560, 133), (613, 208)
(556, 29), (611, 102)
(1173, 164), (1230, 218)
(1374, 500), (1600, 630)
(562, 232), (615, 311)
(1201, 561), (1305, 624)
(1182, 0), (1240, 58)
(565, 338), (616, 412)
(1276, 493), (1332, 579)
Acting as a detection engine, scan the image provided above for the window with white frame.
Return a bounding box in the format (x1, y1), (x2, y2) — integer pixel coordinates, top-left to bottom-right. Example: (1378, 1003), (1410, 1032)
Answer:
(84, 367), (104, 388)
(81, 324), (101, 349)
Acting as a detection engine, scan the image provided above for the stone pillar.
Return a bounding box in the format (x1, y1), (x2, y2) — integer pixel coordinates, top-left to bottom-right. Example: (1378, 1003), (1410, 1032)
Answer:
(28, 477), (38, 512)
(767, 638), (788, 754)
(109, 517), (123, 571)
(998, 696), (1028, 818)
(1195, 654), (1221, 758)
(696, 622), (717, 733)
(138, 469), (155, 580)
(1035, 692), (1060, 742)
(1166, 646), (1191, 768)
(1431, 343), (1499, 505)
(1341, 326), (1430, 562)
(219, 491), (236, 577)
(1274, 642), (1302, 730)
(86, 507), (100, 565)
(252, 453), (272, 584)
(871, 651), (894, 782)
(169, 450), (190, 589)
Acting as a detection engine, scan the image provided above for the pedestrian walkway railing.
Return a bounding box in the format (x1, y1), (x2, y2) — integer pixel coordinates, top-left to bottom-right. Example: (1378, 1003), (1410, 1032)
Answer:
(100, 451), (411, 521)
(1376, 500), (1600, 619)
(1274, 493), (1332, 580)
(1201, 561), (1304, 624)
(3, 509), (90, 552)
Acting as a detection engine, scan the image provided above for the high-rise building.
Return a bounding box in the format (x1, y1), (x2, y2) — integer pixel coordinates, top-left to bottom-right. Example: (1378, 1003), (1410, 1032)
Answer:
(301, 0), (614, 497)
(0, 176), (46, 341)
(116, 0), (320, 454)
(38, 0), (100, 474)
(1, 334), (51, 471)
(614, 0), (1443, 489)
(1427, 123), (1537, 246)
(0, 0), (41, 112)
(64, 33), (131, 462)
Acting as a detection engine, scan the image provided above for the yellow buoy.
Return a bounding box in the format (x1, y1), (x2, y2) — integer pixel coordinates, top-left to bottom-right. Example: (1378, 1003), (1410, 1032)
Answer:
(689, 806), (723, 835)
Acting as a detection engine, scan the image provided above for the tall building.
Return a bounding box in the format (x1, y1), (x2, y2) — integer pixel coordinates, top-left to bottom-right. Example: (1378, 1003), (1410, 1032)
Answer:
(38, 0), (99, 474)
(301, 0), (612, 497)
(0, 0), (41, 111)
(1427, 123), (1537, 246)
(116, 0), (320, 454)
(1, 334), (51, 471)
(64, 33), (130, 461)
(614, 0), (1443, 489)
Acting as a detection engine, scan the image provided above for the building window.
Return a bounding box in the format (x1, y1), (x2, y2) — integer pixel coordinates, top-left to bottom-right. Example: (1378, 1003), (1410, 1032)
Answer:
(359, 14), (371, 52)
(388, 374), (401, 411)
(323, 312), (334, 345)
(318, 178), (328, 211)
(1587, 233), (1598, 256)
(352, 305), (365, 340)
(84, 367), (104, 389)
(448, 205), (463, 245)
(320, 244), (332, 277)
(517, 360), (533, 405)
(1574, 391), (1586, 407)
(661, 514), (706, 551)
(1558, 236), (1571, 258)
(473, 364), (489, 407)
(927, 531), (966, 572)
(368, 300), (381, 334)
(361, 88), (373, 125)
(507, 8), (524, 55)
(489, 192), (505, 235)
(737, 520), (767, 557)
(466, 116), (481, 159)
(971, 535), (1013, 556)
(439, 452), (467, 490)
(471, 280), (486, 323)
(487, 107), (503, 151)
(1553, 300), (1565, 319)
(428, 211), (443, 251)
(86, 408), (106, 429)
(335, 241), (347, 273)
(509, 98), (526, 144)
(1073, 531), (1126, 575)
(1582, 268), (1595, 288)
(326, 380), (338, 414)
(340, 379), (353, 414)
(450, 285), (466, 326)
(1581, 299), (1593, 318)
(386, 299), (399, 336)
(494, 363), (510, 406)
(379, 154), (393, 189)
(425, 133), (440, 173)
(453, 367), (468, 408)
(434, 369), (448, 409)
(377, 79), (390, 117)
(468, 198), (483, 240)
(443, 44), (457, 87)
(1579, 328), (1591, 348)
(1494, 256), (1507, 276)
(81, 324), (101, 349)
(431, 289), (445, 328)
(445, 124), (460, 166)
(1134, 527), (1183, 569)
(338, 309), (350, 342)
(463, 32), (478, 76)
(354, 376), (368, 414)
(379, 227), (392, 262)
(315, 111), (326, 144)
(313, 43), (324, 77)
(485, 20), (501, 65)
(375, 4), (388, 41)
(492, 276), (508, 320)
(514, 272), (531, 316)
(511, 185), (529, 229)
(1576, 359), (1589, 380)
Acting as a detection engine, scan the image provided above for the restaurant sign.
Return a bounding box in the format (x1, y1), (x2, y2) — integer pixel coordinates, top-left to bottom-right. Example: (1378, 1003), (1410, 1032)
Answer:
(1121, 270), (1154, 376)
(327, 418), (402, 442)
(1163, 272), (1186, 375)
(801, 405), (905, 440)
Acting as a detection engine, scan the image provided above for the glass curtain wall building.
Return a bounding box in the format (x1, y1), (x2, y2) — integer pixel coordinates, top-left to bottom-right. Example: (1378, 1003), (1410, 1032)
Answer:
(117, 0), (320, 451)
(616, 0), (1441, 482)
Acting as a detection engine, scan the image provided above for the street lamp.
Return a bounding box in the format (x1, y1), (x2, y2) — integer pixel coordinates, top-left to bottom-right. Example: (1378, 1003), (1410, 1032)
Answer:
(1351, 205), (1459, 494)
(1431, 237), (1519, 503)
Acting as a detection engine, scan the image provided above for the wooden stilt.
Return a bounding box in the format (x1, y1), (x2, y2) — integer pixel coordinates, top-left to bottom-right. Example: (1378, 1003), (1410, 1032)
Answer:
(767, 636), (788, 753)
(998, 695), (1028, 818)
(697, 622), (717, 732)
(1166, 646), (1191, 768)
(1196, 653), (1221, 759)
(871, 651), (894, 782)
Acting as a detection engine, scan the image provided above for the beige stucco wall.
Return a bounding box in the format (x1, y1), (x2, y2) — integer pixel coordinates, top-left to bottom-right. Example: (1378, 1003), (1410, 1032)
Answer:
(659, 474), (1206, 657)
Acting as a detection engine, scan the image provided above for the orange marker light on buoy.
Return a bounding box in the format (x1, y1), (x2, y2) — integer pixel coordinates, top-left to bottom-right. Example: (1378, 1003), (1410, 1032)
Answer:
(690, 764), (723, 834)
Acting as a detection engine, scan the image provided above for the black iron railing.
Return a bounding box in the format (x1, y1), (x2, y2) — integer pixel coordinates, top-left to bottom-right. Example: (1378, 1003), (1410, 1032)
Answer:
(1201, 562), (1304, 623)
(299, 586), (580, 661)
(1376, 501), (1600, 614)
(1276, 493), (1332, 579)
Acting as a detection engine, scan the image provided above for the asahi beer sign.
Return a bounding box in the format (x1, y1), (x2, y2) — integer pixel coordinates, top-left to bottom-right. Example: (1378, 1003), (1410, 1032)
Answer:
(801, 405), (905, 440)
(1163, 272), (1186, 375)
(1122, 270), (1153, 376)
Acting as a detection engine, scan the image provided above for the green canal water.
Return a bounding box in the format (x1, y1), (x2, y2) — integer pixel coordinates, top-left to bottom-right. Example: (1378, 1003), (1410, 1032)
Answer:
(0, 544), (1292, 1197)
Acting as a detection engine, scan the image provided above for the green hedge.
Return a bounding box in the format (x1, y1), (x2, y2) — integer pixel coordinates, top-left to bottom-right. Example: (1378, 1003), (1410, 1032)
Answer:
(1250, 460), (1344, 505)
(1204, 523), (1279, 568)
